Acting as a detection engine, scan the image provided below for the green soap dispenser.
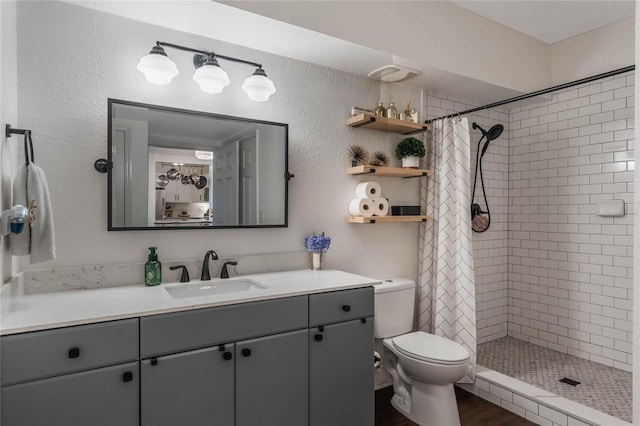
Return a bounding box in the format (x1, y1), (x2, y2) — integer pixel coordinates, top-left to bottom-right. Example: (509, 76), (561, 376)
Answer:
(145, 247), (162, 286)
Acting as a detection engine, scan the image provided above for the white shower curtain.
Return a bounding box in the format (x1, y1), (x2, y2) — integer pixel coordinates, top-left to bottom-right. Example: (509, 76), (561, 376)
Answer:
(418, 117), (477, 383)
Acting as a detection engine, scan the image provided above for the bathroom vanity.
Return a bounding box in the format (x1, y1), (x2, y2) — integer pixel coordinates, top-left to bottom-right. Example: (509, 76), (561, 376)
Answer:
(0, 269), (377, 426)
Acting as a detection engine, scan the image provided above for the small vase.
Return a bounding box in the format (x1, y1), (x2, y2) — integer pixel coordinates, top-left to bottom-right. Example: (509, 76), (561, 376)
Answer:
(402, 156), (420, 169)
(311, 252), (323, 270)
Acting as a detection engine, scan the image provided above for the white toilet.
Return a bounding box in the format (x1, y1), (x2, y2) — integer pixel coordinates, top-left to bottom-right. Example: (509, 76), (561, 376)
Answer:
(375, 278), (470, 426)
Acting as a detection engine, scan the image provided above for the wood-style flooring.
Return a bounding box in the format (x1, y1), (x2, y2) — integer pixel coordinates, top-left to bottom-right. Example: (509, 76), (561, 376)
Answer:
(375, 386), (536, 426)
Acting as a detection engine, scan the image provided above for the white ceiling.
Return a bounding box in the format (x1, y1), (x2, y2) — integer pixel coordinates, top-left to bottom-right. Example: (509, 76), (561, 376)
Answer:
(452, 1), (635, 44)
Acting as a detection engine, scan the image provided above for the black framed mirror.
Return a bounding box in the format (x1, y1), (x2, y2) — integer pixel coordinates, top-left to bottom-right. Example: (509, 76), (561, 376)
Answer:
(107, 99), (289, 230)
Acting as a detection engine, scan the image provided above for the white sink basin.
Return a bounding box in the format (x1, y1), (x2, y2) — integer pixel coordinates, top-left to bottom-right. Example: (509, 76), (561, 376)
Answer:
(164, 279), (268, 299)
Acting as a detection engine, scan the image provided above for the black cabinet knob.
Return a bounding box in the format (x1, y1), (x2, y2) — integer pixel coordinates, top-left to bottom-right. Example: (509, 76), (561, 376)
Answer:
(223, 351), (233, 361)
(342, 305), (351, 312)
(150, 357), (158, 366)
(242, 348), (251, 357)
(68, 347), (80, 359)
(122, 371), (133, 382)
(314, 334), (323, 342)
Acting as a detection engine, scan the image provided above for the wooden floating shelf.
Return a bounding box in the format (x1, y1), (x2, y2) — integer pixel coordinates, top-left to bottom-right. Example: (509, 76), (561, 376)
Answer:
(346, 113), (432, 134)
(347, 165), (433, 178)
(346, 215), (431, 224)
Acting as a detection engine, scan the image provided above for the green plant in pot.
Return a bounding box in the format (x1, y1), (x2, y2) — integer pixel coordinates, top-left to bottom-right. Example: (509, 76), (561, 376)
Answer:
(395, 137), (425, 169)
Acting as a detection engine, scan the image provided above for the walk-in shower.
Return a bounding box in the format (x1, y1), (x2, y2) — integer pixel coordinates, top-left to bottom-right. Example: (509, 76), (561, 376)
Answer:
(426, 65), (635, 425)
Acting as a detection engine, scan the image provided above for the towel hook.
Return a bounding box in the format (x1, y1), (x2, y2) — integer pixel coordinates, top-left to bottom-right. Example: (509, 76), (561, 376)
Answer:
(5, 124), (29, 138)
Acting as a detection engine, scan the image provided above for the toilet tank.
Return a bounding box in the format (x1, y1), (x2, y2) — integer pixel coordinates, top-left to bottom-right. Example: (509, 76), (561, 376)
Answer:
(374, 278), (416, 339)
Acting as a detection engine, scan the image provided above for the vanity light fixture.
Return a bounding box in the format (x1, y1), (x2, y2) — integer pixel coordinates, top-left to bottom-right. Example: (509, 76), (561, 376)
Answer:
(137, 41), (276, 102)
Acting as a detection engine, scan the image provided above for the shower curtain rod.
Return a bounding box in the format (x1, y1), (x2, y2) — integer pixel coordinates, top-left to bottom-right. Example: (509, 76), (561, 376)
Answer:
(425, 65), (635, 124)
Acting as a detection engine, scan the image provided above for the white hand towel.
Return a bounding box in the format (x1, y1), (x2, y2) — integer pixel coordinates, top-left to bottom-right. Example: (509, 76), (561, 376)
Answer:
(10, 164), (29, 256)
(10, 163), (56, 263)
(27, 163), (55, 264)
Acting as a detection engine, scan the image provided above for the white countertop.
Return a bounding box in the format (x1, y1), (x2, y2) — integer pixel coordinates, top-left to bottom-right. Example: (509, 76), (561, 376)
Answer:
(0, 269), (380, 335)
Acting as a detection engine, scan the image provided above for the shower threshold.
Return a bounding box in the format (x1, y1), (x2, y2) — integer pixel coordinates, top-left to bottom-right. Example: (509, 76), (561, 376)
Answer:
(458, 366), (630, 426)
(458, 336), (632, 426)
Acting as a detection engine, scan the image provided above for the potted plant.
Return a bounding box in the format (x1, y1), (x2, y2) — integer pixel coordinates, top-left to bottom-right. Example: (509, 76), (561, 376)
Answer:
(395, 137), (425, 169)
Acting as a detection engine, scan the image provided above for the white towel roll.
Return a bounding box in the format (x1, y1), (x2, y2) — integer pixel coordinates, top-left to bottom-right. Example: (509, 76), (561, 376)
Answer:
(355, 181), (382, 199)
(372, 198), (389, 216)
(349, 198), (374, 217)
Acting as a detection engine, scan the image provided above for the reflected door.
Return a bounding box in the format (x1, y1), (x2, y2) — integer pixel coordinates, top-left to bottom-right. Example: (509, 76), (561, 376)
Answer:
(239, 136), (258, 225)
(213, 141), (239, 225)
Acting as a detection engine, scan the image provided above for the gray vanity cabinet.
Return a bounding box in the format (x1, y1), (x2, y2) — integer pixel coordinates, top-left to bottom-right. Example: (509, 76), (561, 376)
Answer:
(1, 287), (375, 426)
(308, 287), (375, 426)
(236, 329), (309, 426)
(139, 296), (309, 426)
(141, 345), (235, 426)
(1, 318), (140, 426)
(2, 362), (139, 426)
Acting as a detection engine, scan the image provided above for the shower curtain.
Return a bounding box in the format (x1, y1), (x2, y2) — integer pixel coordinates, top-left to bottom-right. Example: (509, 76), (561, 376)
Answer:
(418, 117), (477, 383)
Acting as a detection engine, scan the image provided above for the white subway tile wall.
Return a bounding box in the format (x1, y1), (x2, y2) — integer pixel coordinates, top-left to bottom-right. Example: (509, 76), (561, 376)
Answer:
(508, 72), (634, 371)
(425, 70), (634, 367)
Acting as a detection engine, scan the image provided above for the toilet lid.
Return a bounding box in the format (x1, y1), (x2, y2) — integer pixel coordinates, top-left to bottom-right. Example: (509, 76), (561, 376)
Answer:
(392, 332), (470, 365)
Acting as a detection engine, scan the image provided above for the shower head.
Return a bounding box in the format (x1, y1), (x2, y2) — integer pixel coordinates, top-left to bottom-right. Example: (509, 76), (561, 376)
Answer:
(473, 122), (504, 158)
(472, 122), (504, 142)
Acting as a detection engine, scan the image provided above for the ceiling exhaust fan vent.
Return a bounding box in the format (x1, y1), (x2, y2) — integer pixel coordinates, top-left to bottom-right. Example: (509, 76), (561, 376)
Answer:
(368, 65), (421, 82)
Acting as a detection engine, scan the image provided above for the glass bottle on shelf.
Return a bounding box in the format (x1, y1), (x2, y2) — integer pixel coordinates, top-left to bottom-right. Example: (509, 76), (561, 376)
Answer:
(386, 102), (399, 119)
(374, 102), (386, 117)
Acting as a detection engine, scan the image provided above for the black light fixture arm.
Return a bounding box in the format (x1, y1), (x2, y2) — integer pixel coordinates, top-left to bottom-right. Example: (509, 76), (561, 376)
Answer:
(156, 41), (263, 69)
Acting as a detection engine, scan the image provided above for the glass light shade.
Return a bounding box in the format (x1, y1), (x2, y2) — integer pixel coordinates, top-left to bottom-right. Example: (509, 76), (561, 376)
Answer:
(242, 69), (276, 102)
(192, 59), (230, 94)
(137, 47), (179, 85)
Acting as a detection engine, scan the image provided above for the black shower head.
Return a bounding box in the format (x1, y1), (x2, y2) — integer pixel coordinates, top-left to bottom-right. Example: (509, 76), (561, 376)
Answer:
(472, 122), (504, 142)
(473, 122), (504, 159)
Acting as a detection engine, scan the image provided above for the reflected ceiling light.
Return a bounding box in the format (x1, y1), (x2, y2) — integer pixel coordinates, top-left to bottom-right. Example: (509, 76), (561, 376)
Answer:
(137, 41), (276, 102)
(195, 151), (214, 160)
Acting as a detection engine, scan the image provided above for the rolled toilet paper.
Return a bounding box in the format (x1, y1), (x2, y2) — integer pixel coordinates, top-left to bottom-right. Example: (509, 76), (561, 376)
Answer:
(372, 198), (389, 216)
(355, 181), (382, 199)
(349, 198), (374, 217)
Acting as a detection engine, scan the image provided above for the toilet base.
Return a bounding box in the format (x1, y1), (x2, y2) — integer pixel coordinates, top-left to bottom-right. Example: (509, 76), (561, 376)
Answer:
(390, 381), (461, 426)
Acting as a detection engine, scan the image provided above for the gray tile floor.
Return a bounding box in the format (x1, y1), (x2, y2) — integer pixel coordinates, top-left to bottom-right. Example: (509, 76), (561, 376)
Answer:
(477, 336), (632, 423)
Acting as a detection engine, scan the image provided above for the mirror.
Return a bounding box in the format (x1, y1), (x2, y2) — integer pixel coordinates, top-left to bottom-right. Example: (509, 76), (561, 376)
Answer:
(107, 99), (289, 230)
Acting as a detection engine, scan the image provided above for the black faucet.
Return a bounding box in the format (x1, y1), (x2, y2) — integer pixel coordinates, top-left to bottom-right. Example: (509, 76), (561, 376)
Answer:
(220, 261), (238, 279)
(201, 250), (219, 281)
(169, 265), (190, 283)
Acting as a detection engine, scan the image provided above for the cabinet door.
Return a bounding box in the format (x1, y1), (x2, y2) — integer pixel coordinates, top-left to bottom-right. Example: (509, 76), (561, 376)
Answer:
(141, 345), (235, 426)
(165, 180), (190, 202)
(191, 184), (205, 202)
(236, 329), (308, 426)
(1, 362), (138, 426)
(175, 180), (192, 202)
(310, 318), (374, 426)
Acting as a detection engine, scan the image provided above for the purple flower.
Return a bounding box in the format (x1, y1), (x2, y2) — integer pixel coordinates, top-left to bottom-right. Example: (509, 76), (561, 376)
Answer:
(304, 232), (331, 253)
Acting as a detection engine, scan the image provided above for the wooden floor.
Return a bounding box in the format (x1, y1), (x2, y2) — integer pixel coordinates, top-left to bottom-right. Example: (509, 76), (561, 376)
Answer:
(375, 386), (535, 426)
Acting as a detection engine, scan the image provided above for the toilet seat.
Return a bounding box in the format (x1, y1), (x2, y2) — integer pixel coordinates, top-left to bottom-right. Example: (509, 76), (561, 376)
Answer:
(392, 331), (469, 365)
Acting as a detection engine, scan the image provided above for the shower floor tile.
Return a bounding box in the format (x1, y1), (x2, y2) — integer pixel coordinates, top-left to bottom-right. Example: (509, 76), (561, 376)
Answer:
(477, 336), (631, 423)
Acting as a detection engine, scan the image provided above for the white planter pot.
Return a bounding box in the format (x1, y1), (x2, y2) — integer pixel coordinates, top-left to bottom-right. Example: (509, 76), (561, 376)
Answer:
(401, 156), (420, 169)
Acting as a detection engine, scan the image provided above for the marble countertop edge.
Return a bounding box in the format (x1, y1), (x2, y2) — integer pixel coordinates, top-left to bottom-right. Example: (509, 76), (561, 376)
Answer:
(0, 269), (381, 335)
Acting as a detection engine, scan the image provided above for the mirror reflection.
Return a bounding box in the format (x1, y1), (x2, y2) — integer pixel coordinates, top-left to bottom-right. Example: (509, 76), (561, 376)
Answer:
(108, 99), (288, 230)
